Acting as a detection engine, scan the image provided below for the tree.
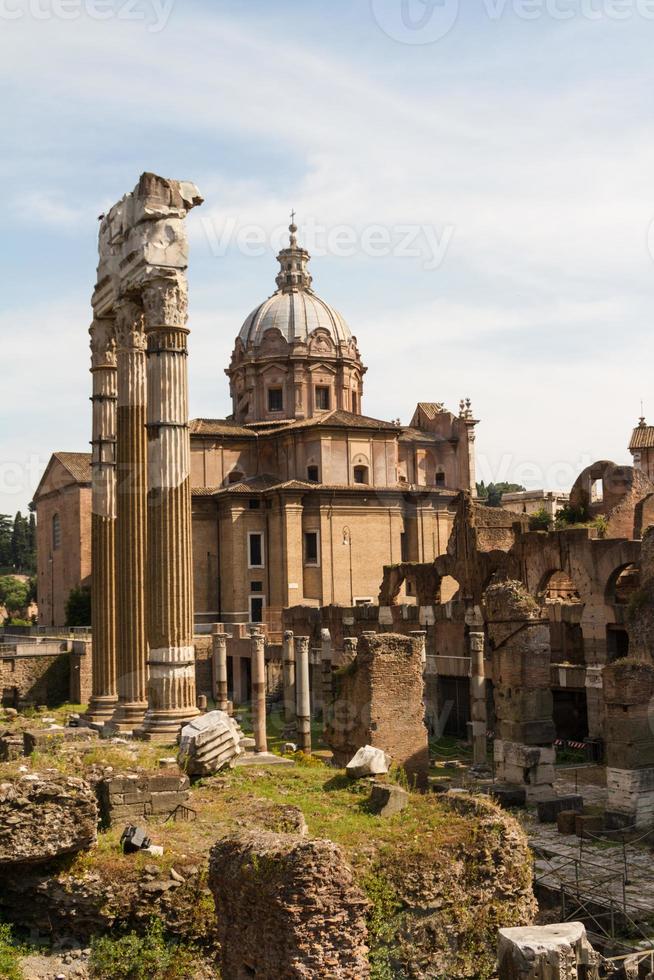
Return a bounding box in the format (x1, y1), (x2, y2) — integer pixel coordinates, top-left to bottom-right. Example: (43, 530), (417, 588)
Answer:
(529, 508), (552, 531)
(0, 576), (30, 617)
(0, 515), (12, 569)
(11, 512), (31, 573)
(65, 586), (91, 628)
(476, 482), (526, 508)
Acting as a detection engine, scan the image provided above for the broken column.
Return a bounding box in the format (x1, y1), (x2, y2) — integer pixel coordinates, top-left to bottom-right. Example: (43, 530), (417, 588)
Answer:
(603, 659), (654, 828)
(469, 628), (488, 768)
(324, 632), (430, 788)
(295, 635), (311, 754)
(484, 581), (555, 801)
(282, 629), (296, 729)
(111, 299), (149, 732)
(321, 628), (333, 725)
(212, 627), (230, 712)
(84, 318), (118, 725)
(251, 629), (267, 753)
(498, 923), (601, 980)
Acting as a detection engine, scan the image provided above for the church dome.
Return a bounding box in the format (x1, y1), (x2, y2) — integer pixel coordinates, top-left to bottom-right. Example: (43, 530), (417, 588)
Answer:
(238, 218), (353, 349)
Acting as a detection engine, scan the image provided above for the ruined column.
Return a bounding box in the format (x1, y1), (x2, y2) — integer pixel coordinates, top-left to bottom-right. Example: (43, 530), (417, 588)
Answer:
(140, 276), (199, 738)
(251, 629), (267, 753)
(282, 629), (296, 728)
(84, 318), (118, 725)
(320, 628), (333, 724)
(212, 627), (230, 713)
(498, 923), (601, 980)
(410, 630), (427, 672)
(111, 300), (149, 732)
(295, 636), (311, 754)
(469, 629), (488, 768)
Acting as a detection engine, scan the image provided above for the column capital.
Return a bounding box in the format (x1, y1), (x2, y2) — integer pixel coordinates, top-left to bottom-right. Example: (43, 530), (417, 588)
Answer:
(142, 276), (188, 331)
(115, 299), (146, 351)
(89, 318), (117, 369)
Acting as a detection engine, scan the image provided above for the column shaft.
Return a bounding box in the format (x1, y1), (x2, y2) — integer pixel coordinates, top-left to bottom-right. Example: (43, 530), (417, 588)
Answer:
(295, 636), (311, 754)
(111, 302), (149, 731)
(470, 630), (488, 767)
(320, 628), (333, 728)
(140, 278), (198, 738)
(212, 627), (230, 712)
(85, 318), (118, 724)
(251, 631), (267, 752)
(282, 630), (296, 727)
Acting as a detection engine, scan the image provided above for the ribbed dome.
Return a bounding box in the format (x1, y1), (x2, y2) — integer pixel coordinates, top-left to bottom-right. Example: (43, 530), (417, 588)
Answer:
(239, 289), (352, 347)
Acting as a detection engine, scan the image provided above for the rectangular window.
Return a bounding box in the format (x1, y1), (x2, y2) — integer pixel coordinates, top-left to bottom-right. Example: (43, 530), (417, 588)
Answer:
(268, 387), (283, 412)
(304, 531), (319, 566)
(307, 465), (319, 482)
(248, 499), (261, 509)
(436, 472), (445, 487)
(400, 532), (409, 563)
(250, 580), (263, 593)
(315, 386), (330, 411)
(351, 391), (357, 414)
(249, 595), (265, 623)
(248, 532), (264, 568)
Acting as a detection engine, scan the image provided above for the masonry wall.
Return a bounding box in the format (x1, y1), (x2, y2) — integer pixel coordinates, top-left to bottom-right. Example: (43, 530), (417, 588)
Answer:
(0, 647), (71, 707)
(37, 485), (91, 627)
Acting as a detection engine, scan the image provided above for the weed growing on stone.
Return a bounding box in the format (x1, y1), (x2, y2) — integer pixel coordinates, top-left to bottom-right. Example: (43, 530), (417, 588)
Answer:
(89, 918), (198, 979)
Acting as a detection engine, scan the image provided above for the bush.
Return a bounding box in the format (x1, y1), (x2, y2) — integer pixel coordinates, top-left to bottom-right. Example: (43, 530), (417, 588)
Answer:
(0, 922), (24, 980)
(528, 508), (552, 531)
(65, 585), (91, 628)
(555, 503), (588, 528)
(89, 919), (198, 980)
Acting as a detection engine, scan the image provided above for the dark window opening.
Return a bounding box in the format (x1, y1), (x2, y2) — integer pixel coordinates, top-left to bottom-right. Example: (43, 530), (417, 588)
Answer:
(228, 470), (244, 485)
(248, 499), (260, 509)
(304, 531), (319, 565)
(400, 532), (409, 562)
(351, 391), (358, 414)
(268, 387), (283, 412)
(307, 465), (319, 482)
(315, 386), (330, 411)
(249, 533), (263, 568)
(436, 472), (445, 486)
(52, 514), (61, 550)
(249, 596), (264, 623)
(353, 465), (369, 484)
(250, 581), (263, 593)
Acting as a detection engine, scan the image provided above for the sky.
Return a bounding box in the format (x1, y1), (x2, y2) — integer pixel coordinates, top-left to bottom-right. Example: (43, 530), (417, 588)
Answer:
(2, 0), (654, 515)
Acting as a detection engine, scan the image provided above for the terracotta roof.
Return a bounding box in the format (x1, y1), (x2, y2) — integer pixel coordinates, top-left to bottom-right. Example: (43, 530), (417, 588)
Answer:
(414, 402), (447, 419)
(204, 479), (457, 497)
(273, 410), (400, 433)
(190, 419), (255, 438)
(629, 424), (654, 451)
(53, 452), (92, 484)
(399, 426), (452, 444)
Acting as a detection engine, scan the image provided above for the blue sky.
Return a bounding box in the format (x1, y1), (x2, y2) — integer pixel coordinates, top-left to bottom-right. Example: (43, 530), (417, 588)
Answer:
(2, 0), (654, 514)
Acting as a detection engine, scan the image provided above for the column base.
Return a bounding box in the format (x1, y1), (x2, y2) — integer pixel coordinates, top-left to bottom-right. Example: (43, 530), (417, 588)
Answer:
(105, 701), (148, 735)
(83, 696), (118, 727)
(136, 706), (201, 742)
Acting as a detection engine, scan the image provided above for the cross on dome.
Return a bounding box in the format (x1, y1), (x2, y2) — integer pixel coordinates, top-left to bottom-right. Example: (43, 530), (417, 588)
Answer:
(275, 212), (312, 293)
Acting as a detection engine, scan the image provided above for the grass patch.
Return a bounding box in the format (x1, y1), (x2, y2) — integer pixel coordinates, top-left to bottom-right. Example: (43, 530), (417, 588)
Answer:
(89, 919), (199, 979)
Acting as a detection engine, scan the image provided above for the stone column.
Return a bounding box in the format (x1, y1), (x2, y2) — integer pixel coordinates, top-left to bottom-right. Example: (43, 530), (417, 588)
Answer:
(140, 277), (199, 738)
(469, 629), (488, 768)
(212, 627), (230, 712)
(295, 636), (311, 754)
(85, 318), (118, 725)
(251, 629), (267, 753)
(321, 628), (333, 726)
(498, 923), (601, 980)
(111, 300), (149, 732)
(282, 630), (296, 728)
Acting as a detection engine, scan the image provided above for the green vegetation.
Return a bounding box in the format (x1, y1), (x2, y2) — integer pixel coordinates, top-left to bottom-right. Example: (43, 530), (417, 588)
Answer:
(0, 511), (36, 575)
(363, 871), (402, 980)
(0, 574), (35, 620)
(89, 919), (199, 980)
(476, 481), (526, 508)
(0, 922), (24, 980)
(528, 507), (552, 531)
(65, 584), (91, 627)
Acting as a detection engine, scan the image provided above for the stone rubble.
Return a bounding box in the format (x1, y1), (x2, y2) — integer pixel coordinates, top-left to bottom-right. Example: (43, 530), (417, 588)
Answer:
(177, 709), (242, 776)
(345, 744), (391, 779)
(0, 774), (97, 865)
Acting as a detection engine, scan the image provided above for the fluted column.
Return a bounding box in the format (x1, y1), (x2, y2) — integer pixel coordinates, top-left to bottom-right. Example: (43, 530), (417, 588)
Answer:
(320, 628), (333, 728)
(84, 318), (118, 724)
(251, 629), (267, 753)
(111, 300), (149, 731)
(470, 629), (487, 767)
(295, 635), (311, 754)
(212, 626), (230, 712)
(139, 276), (199, 738)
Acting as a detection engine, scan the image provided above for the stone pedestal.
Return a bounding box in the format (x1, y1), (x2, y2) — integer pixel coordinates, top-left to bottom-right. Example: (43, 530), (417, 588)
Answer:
(110, 302), (149, 733)
(139, 277), (199, 739)
(84, 318), (118, 725)
(603, 661), (654, 828)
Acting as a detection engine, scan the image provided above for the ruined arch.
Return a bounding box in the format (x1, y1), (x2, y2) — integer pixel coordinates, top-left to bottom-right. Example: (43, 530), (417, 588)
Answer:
(605, 562), (640, 605)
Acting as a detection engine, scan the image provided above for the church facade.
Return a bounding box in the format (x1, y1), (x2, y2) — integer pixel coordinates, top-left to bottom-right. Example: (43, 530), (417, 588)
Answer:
(34, 222), (478, 627)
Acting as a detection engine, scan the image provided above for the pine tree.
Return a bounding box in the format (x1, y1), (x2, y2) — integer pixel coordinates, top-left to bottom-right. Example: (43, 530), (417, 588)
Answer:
(11, 512), (30, 573)
(0, 515), (11, 569)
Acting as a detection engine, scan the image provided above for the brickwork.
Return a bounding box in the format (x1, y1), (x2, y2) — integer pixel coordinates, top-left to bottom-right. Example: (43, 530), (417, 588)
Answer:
(0, 648), (70, 707)
(325, 631), (429, 787)
(96, 771), (190, 826)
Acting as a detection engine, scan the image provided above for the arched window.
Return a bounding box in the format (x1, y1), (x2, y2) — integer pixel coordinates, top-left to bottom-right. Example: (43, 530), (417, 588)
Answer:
(353, 465), (369, 485)
(226, 470), (245, 486)
(52, 513), (61, 550)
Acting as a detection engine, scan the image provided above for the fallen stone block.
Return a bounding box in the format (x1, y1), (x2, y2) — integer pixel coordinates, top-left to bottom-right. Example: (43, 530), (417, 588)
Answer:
(575, 814), (603, 840)
(368, 782), (409, 817)
(177, 710), (242, 776)
(0, 731), (24, 761)
(0, 774), (97, 865)
(346, 745), (390, 780)
(537, 795), (583, 824)
(209, 829), (370, 979)
(23, 727), (99, 755)
(490, 786), (527, 809)
(498, 922), (601, 979)
(557, 810), (578, 835)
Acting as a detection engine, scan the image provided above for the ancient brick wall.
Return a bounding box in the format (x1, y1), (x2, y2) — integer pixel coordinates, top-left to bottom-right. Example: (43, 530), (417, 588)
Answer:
(0, 649), (70, 707)
(325, 631), (429, 787)
(96, 771), (191, 827)
(209, 829), (370, 980)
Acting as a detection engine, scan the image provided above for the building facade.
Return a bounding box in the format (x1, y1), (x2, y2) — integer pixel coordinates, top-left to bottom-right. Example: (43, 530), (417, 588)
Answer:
(33, 224), (478, 626)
